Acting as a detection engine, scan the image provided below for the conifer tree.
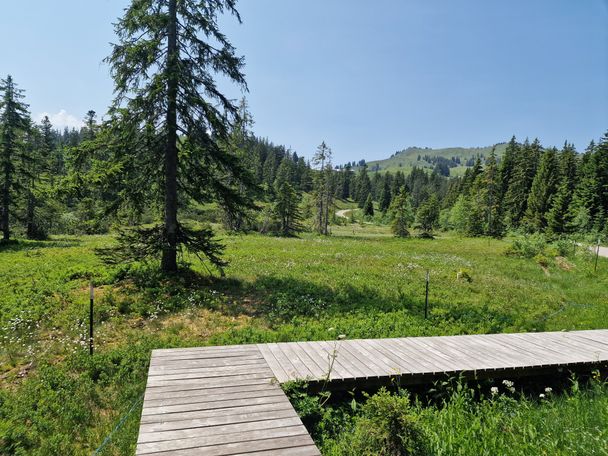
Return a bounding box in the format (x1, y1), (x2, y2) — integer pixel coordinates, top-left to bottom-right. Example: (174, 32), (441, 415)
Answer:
(273, 181), (303, 236)
(312, 142), (333, 235)
(222, 98), (256, 231)
(103, 0), (253, 272)
(340, 163), (354, 199)
(390, 187), (414, 237)
(416, 194), (440, 234)
(378, 176), (392, 212)
(391, 170), (405, 195)
(274, 157), (295, 195)
(449, 194), (472, 234)
(595, 132), (608, 232)
(0, 75), (30, 241)
(524, 147), (559, 231)
(568, 141), (599, 232)
(355, 165), (371, 208)
(24, 121), (48, 239)
(479, 150), (503, 237)
(546, 142), (578, 235)
(363, 194), (374, 217)
(503, 138), (541, 228)
(499, 136), (519, 198)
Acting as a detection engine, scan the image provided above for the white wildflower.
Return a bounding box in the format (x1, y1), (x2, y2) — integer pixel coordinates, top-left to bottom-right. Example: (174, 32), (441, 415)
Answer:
(490, 386), (499, 395)
(544, 387), (552, 394)
(539, 393), (546, 399)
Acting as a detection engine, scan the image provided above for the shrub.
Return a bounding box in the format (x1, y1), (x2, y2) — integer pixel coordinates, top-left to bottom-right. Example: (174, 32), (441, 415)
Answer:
(327, 389), (430, 456)
(505, 234), (547, 258)
(533, 253), (550, 268)
(551, 237), (575, 257)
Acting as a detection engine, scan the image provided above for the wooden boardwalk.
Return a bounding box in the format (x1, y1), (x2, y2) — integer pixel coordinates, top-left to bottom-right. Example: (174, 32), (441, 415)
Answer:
(137, 330), (608, 455)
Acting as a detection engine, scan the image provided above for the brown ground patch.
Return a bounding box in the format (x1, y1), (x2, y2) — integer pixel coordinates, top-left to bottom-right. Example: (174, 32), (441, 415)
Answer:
(555, 256), (574, 271)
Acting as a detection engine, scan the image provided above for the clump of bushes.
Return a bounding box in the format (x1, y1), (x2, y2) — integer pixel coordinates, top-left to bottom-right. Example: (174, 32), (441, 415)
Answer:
(505, 234), (548, 258)
(324, 389), (431, 456)
(506, 234), (578, 267)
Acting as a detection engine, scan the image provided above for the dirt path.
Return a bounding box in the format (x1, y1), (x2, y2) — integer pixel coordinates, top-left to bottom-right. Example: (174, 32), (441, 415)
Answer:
(336, 209), (352, 219)
(594, 245), (608, 258)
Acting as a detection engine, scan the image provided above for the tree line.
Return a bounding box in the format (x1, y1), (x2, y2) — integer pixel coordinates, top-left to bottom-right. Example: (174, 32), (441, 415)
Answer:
(1, 0), (606, 274)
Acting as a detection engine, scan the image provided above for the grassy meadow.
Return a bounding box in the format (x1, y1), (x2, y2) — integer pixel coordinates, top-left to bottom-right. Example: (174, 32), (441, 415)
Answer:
(0, 226), (607, 455)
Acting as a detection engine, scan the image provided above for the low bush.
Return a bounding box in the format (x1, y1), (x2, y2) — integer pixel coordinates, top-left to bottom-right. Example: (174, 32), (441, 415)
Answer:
(505, 233), (547, 258)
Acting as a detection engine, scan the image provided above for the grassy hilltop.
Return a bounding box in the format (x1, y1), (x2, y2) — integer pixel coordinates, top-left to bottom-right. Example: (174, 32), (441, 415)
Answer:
(363, 143), (508, 176)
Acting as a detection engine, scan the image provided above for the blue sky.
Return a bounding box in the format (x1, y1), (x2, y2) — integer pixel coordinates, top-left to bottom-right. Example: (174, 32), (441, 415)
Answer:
(1, 0), (606, 163)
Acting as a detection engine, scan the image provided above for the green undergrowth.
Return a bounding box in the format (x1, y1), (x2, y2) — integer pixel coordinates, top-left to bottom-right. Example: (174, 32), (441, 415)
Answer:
(286, 375), (608, 456)
(0, 228), (607, 454)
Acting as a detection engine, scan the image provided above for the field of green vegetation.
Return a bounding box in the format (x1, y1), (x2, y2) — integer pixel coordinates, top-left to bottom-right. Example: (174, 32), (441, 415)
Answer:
(1, 226), (607, 455)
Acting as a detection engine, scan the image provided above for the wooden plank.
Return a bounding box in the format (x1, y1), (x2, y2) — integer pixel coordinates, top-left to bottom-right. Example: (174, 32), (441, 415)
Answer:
(258, 344), (291, 383)
(231, 446), (321, 456)
(138, 330), (608, 454)
(350, 339), (403, 375)
(150, 356), (265, 370)
(542, 332), (608, 359)
(136, 425), (309, 454)
(314, 340), (356, 380)
(138, 435), (317, 456)
(289, 342), (328, 379)
(265, 343), (301, 381)
(142, 395), (289, 417)
(138, 417), (304, 443)
(139, 408), (300, 434)
(398, 337), (456, 372)
(144, 376), (276, 396)
(443, 335), (529, 369)
(148, 364), (273, 379)
(416, 337), (484, 370)
(276, 343), (315, 379)
(389, 338), (447, 373)
(339, 340), (393, 374)
(141, 401), (296, 424)
(363, 338), (414, 374)
(488, 333), (572, 365)
(143, 388), (286, 408)
(324, 341), (378, 378)
(152, 344), (258, 358)
(508, 333), (588, 363)
(146, 372), (274, 388)
(143, 382), (278, 401)
(150, 351), (263, 363)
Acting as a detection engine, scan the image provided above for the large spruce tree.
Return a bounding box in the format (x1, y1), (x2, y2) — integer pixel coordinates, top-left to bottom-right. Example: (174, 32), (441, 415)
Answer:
(104, 0), (252, 272)
(524, 147), (559, 231)
(0, 75), (31, 241)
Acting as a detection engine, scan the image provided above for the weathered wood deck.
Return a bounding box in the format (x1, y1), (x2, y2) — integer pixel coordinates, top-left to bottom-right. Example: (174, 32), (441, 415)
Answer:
(137, 330), (608, 455)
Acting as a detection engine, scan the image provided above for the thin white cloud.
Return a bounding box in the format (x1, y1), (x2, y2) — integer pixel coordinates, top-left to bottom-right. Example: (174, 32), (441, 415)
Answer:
(36, 109), (84, 130)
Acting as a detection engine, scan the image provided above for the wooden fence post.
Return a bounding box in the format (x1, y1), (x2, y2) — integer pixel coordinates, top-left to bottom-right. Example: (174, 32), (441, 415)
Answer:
(89, 282), (94, 356)
(424, 270), (430, 319)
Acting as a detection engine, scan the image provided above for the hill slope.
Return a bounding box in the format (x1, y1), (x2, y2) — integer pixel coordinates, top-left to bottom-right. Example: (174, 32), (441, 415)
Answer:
(363, 143), (508, 176)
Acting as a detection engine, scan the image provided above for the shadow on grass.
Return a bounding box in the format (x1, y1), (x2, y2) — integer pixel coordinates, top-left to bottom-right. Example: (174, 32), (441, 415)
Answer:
(110, 262), (519, 335)
(211, 274), (518, 334)
(0, 238), (82, 252)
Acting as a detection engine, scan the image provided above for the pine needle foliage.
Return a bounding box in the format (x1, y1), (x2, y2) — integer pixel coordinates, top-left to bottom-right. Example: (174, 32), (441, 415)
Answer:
(102, 0), (254, 272)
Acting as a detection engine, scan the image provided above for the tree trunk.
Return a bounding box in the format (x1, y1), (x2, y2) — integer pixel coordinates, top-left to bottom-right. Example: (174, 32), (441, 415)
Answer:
(26, 186), (35, 239)
(161, 0), (179, 273)
(1, 158), (10, 241)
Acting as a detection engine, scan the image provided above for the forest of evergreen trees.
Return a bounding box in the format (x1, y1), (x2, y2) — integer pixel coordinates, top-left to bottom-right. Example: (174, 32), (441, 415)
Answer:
(1, 73), (607, 250)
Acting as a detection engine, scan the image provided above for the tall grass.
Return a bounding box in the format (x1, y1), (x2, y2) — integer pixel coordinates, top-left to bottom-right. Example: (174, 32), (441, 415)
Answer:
(0, 229), (606, 454)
